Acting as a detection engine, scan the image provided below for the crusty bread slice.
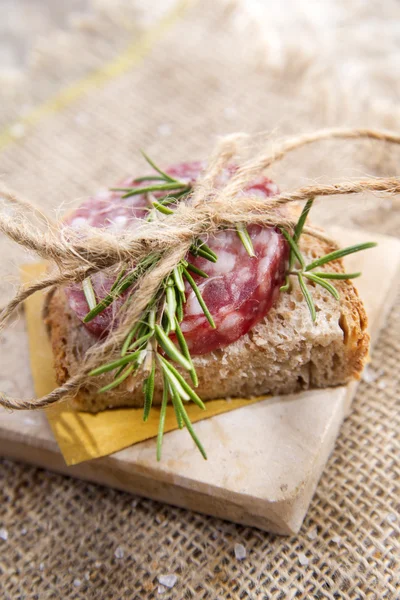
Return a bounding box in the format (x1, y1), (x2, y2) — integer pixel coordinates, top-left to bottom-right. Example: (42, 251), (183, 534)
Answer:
(44, 233), (369, 412)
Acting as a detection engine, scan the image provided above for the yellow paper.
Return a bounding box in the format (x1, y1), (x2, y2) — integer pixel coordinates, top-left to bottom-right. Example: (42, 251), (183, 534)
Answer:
(22, 264), (265, 466)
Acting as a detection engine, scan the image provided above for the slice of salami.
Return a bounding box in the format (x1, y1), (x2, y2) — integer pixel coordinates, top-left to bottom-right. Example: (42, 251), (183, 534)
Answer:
(64, 162), (288, 354)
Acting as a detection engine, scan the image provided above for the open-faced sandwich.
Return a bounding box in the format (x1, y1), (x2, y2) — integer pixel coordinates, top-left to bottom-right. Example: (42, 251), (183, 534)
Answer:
(45, 159), (370, 431)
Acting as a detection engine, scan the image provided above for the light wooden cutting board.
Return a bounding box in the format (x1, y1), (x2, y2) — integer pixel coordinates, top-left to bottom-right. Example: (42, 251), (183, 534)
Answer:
(0, 226), (399, 535)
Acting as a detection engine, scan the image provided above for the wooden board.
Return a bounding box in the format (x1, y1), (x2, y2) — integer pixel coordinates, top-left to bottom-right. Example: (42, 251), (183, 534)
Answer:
(0, 227), (399, 535)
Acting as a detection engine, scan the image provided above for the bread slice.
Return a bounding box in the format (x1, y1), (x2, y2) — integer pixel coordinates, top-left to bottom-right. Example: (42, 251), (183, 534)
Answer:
(44, 234), (369, 412)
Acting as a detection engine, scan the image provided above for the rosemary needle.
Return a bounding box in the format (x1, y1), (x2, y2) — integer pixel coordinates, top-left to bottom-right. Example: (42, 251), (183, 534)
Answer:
(98, 365), (134, 393)
(182, 267), (216, 329)
(156, 374), (169, 461)
(82, 277), (97, 311)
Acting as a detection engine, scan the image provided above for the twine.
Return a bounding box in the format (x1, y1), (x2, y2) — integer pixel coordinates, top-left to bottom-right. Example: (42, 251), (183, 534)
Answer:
(1, 127), (400, 410)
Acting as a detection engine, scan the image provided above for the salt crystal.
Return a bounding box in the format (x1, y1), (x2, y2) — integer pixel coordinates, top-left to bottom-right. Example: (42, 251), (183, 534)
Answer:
(387, 513), (397, 523)
(158, 124), (172, 137)
(0, 528), (8, 541)
(114, 546), (125, 559)
(73, 579), (82, 588)
(94, 561), (102, 568)
(158, 585), (166, 594)
(155, 515), (163, 524)
(131, 499), (138, 508)
(84, 571), (90, 581)
(362, 365), (380, 384)
(158, 574), (178, 589)
(234, 543), (246, 560)
(298, 553), (309, 566)
(21, 528), (27, 536)
(331, 535), (341, 544)
(39, 562), (44, 571)
(377, 380), (387, 390)
(307, 528), (317, 540)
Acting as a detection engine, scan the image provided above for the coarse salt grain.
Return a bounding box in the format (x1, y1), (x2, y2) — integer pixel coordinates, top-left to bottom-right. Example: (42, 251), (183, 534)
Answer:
(331, 535), (341, 544)
(0, 528), (8, 541)
(298, 553), (309, 566)
(387, 513), (397, 523)
(362, 365), (380, 384)
(234, 543), (246, 560)
(307, 528), (317, 540)
(157, 574), (178, 589)
(39, 563), (44, 571)
(73, 579), (82, 588)
(158, 585), (166, 594)
(158, 124), (172, 137)
(114, 546), (125, 559)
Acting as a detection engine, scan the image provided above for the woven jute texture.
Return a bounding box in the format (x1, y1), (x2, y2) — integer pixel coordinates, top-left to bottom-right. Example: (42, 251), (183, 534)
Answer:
(0, 1), (399, 598)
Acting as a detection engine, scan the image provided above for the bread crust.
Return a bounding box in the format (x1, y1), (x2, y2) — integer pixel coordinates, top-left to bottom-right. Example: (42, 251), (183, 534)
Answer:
(44, 235), (369, 412)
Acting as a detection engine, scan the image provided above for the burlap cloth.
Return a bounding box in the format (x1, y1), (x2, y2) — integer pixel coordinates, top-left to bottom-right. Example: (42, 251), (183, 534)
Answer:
(0, 1), (399, 598)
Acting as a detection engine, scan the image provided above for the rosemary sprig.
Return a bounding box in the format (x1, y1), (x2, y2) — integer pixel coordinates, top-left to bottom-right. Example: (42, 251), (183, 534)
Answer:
(279, 203), (376, 321)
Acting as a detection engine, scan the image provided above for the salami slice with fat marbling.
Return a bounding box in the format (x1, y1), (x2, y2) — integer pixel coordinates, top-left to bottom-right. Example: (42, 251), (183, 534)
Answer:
(64, 162), (288, 355)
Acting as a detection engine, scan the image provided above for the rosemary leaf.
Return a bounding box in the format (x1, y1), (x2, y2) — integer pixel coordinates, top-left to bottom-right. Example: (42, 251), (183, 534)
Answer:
(128, 332), (153, 351)
(312, 271), (362, 280)
(165, 279), (177, 332)
(89, 350), (141, 376)
(182, 268), (216, 329)
(110, 267), (127, 293)
(174, 317), (198, 387)
(148, 308), (156, 330)
(298, 273), (316, 322)
(191, 246), (218, 263)
(156, 374), (169, 461)
(158, 355), (205, 409)
(84, 254), (159, 322)
(190, 241), (218, 263)
(154, 325), (192, 371)
(121, 322), (142, 356)
(140, 150), (180, 183)
(305, 242), (377, 271)
(160, 360), (190, 401)
(172, 394), (207, 459)
(133, 175), (166, 183)
(82, 277), (97, 311)
(173, 266), (185, 293)
(143, 361), (156, 422)
(171, 391), (184, 429)
(293, 198), (314, 243)
(236, 224), (256, 257)
(98, 365), (134, 393)
(186, 263), (209, 278)
(152, 201), (174, 215)
(304, 272), (340, 300)
(280, 228), (306, 269)
(110, 182), (187, 199)
(176, 290), (184, 322)
(289, 198), (314, 269)
(197, 242), (218, 260)
(279, 276), (291, 293)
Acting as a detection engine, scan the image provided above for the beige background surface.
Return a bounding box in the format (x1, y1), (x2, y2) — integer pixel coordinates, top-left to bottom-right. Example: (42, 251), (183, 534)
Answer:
(0, 1), (399, 598)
